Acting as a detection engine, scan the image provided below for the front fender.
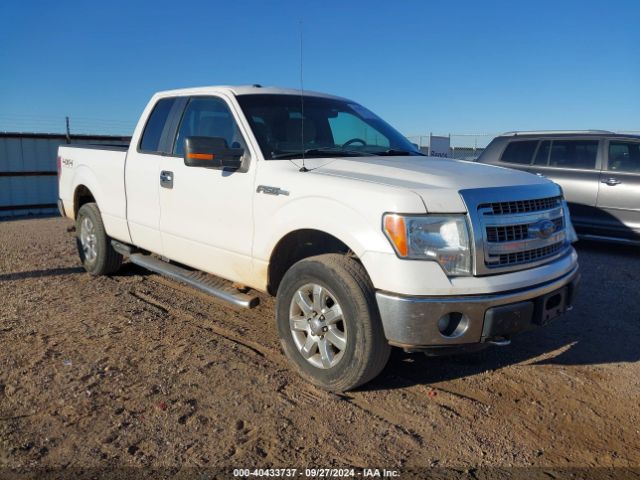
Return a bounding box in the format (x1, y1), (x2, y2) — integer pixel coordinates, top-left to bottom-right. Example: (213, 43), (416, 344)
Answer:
(255, 195), (394, 263)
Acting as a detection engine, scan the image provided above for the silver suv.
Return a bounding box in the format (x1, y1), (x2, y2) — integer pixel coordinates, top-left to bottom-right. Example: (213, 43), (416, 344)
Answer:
(477, 131), (640, 244)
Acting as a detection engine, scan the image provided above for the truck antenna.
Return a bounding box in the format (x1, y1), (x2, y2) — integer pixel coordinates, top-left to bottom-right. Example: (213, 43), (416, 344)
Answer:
(299, 19), (308, 172)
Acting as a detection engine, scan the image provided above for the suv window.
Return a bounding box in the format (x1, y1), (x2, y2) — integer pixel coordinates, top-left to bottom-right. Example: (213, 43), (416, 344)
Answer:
(500, 140), (538, 165)
(533, 140), (551, 165)
(548, 140), (598, 169)
(608, 141), (640, 173)
(139, 98), (175, 153)
(173, 97), (247, 156)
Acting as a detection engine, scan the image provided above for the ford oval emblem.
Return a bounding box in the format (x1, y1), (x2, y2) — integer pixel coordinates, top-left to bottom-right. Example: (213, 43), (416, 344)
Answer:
(530, 219), (556, 239)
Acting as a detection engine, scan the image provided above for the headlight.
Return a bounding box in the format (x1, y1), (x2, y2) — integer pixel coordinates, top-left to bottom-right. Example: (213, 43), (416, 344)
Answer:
(562, 200), (578, 243)
(383, 214), (472, 276)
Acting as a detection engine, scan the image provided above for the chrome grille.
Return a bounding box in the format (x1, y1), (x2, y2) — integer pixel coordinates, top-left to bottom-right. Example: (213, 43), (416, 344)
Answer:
(481, 196), (562, 215)
(486, 217), (564, 243)
(496, 241), (565, 266)
(461, 186), (571, 275)
(480, 195), (568, 269)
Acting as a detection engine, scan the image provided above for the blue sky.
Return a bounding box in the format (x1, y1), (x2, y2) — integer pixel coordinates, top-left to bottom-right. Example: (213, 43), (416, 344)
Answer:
(1, 0), (638, 137)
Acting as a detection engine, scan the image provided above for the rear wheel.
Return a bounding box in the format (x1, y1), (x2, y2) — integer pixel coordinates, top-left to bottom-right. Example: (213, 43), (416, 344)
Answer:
(76, 203), (123, 275)
(276, 254), (390, 392)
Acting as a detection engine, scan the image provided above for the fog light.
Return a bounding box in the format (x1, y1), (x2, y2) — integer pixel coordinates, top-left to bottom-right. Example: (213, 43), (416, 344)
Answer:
(437, 312), (469, 338)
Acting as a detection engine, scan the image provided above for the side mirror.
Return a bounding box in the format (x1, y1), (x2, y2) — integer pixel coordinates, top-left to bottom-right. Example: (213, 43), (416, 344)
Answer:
(184, 136), (244, 170)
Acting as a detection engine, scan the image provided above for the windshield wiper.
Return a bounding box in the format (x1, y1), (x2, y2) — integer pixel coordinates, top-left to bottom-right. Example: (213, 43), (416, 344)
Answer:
(377, 149), (425, 156)
(272, 147), (376, 160)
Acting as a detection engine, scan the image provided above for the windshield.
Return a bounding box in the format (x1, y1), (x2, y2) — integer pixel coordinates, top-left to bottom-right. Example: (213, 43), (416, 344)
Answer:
(236, 94), (421, 159)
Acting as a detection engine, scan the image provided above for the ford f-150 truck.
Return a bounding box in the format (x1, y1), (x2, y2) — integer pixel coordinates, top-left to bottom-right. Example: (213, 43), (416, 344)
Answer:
(58, 85), (579, 391)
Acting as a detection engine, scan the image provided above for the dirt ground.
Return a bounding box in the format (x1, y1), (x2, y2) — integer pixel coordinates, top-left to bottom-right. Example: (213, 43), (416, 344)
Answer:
(1, 217), (639, 478)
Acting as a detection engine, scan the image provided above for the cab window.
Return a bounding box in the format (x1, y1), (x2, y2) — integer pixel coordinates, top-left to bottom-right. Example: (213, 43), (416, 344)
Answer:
(173, 97), (247, 157)
(139, 98), (175, 153)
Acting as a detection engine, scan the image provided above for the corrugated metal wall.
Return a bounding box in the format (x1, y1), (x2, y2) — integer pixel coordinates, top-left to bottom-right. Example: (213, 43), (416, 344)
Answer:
(0, 133), (130, 218)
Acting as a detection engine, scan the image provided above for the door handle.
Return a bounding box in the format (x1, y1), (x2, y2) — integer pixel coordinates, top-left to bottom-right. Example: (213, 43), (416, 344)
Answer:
(601, 177), (621, 186)
(160, 170), (174, 189)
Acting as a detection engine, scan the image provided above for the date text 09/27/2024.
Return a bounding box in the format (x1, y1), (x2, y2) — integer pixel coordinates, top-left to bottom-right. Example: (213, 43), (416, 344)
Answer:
(232, 468), (401, 478)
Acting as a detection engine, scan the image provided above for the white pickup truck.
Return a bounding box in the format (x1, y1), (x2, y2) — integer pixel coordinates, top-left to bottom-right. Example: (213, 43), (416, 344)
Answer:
(58, 85), (580, 391)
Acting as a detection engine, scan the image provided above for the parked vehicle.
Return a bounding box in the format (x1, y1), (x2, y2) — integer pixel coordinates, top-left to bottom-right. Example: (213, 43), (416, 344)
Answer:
(58, 86), (580, 391)
(477, 131), (640, 244)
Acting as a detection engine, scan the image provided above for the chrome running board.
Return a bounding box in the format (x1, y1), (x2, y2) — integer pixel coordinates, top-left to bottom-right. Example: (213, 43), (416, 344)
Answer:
(126, 251), (259, 309)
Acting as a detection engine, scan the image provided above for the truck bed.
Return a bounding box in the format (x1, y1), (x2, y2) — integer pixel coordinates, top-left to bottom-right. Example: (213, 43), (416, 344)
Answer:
(58, 143), (131, 243)
(60, 143), (130, 152)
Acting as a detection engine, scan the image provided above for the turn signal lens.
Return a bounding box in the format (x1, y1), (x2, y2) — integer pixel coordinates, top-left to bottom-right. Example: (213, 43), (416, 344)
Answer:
(187, 152), (215, 160)
(383, 214), (408, 257)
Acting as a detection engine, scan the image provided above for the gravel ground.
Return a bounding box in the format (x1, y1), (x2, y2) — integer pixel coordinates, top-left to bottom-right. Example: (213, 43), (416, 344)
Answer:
(0, 217), (639, 478)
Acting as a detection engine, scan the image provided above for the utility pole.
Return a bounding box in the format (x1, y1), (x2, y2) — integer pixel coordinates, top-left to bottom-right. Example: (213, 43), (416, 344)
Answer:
(65, 116), (71, 144)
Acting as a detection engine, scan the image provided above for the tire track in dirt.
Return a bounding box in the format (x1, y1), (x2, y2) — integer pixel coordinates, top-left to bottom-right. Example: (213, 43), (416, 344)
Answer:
(113, 270), (441, 466)
(124, 280), (276, 361)
(107, 263), (475, 448)
(126, 274), (425, 432)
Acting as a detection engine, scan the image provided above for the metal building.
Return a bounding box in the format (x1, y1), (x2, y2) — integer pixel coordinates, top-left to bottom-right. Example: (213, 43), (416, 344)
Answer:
(0, 133), (130, 218)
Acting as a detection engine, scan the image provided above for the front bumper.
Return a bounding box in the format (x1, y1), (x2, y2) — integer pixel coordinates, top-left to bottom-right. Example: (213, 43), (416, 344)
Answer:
(376, 266), (579, 349)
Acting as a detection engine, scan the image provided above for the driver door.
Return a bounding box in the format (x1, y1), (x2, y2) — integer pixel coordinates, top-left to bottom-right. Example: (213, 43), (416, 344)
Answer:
(159, 95), (256, 284)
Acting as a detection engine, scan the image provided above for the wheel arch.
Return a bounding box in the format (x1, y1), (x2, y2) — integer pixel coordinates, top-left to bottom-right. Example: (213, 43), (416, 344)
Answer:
(73, 184), (97, 218)
(267, 228), (363, 296)
(68, 164), (106, 220)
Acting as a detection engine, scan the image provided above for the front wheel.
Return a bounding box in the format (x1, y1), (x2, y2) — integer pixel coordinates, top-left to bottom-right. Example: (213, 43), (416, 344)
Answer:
(76, 203), (123, 275)
(276, 254), (391, 392)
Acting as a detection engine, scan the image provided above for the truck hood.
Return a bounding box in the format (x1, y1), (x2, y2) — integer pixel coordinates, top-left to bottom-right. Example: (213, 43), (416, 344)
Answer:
(307, 155), (552, 212)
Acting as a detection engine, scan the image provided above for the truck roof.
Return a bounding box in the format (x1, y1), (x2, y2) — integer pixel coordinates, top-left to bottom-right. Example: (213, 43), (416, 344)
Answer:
(153, 85), (347, 101)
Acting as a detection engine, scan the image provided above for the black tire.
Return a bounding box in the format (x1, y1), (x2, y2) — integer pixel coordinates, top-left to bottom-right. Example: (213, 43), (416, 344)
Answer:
(276, 254), (391, 392)
(75, 203), (123, 275)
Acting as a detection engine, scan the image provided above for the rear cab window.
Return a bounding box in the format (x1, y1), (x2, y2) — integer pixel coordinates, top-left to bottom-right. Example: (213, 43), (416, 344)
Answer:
(139, 98), (176, 154)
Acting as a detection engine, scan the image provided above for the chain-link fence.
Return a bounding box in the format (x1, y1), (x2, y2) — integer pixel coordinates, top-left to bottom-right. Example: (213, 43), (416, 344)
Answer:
(406, 133), (497, 161)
